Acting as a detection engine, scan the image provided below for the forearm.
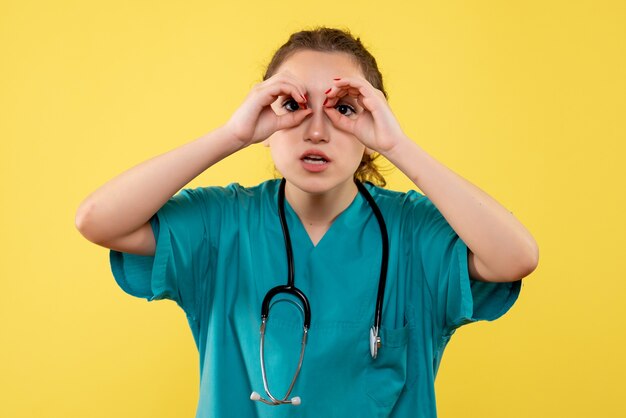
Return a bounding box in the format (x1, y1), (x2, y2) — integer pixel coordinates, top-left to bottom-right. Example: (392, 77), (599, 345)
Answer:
(384, 137), (539, 281)
(75, 125), (245, 243)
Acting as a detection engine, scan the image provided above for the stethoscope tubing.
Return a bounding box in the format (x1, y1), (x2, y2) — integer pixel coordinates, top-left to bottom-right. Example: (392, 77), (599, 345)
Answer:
(251, 178), (389, 406)
(258, 317), (308, 405)
(355, 180), (390, 334)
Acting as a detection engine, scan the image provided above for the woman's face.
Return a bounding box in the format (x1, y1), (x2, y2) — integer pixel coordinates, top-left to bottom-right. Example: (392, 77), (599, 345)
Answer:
(266, 50), (368, 196)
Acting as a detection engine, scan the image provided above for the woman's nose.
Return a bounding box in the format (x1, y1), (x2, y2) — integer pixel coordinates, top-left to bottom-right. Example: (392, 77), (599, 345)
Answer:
(303, 102), (330, 143)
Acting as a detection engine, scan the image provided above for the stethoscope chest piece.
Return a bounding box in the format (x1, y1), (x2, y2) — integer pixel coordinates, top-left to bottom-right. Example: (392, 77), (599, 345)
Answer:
(370, 326), (381, 359)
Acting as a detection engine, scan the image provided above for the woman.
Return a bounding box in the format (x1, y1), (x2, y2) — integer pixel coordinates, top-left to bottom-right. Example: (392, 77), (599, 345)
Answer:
(76, 27), (538, 418)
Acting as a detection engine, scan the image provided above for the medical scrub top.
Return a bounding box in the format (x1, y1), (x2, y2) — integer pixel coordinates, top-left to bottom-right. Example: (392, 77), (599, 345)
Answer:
(110, 179), (521, 418)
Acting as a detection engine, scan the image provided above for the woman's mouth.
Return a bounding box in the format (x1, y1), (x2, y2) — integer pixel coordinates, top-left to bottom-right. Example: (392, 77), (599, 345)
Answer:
(300, 150), (331, 172)
(302, 155), (328, 165)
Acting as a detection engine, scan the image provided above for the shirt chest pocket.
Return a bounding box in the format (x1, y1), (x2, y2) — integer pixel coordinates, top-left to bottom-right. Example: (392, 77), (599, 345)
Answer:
(364, 324), (410, 411)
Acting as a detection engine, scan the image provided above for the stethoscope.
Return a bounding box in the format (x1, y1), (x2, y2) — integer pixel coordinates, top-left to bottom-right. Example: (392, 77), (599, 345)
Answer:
(250, 178), (389, 406)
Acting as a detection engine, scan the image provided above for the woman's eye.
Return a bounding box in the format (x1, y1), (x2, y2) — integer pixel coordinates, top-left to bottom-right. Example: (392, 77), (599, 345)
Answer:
(282, 98), (301, 112)
(336, 103), (356, 116)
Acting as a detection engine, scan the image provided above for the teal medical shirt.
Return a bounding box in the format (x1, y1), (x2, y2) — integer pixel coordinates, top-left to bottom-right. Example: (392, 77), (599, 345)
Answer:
(110, 179), (521, 418)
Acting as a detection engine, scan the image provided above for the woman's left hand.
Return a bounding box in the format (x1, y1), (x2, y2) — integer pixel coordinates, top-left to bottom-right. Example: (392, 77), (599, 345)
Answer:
(323, 77), (408, 155)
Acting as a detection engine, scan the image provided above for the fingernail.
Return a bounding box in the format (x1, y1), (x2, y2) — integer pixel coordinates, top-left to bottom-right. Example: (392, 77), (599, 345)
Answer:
(324, 88), (331, 94)
(323, 98), (328, 106)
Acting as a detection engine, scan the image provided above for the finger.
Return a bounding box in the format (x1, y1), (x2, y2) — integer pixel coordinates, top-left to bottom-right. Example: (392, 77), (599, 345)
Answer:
(324, 79), (368, 109)
(332, 77), (374, 97)
(272, 71), (314, 103)
(276, 72), (311, 106)
(325, 77), (383, 111)
(326, 86), (360, 99)
(356, 95), (366, 110)
(322, 106), (355, 134)
(324, 86), (356, 101)
(323, 88), (353, 109)
(256, 76), (308, 108)
(275, 108), (313, 131)
(263, 82), (307, 107)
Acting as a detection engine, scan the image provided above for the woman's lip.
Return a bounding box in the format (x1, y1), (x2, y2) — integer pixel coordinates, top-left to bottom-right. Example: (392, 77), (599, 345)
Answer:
(301, 159), (329, 172)
(300, 149), (331, 162)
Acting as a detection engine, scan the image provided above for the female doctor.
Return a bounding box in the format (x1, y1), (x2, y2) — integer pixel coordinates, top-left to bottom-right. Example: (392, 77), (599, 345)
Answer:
(76, 27), (538, 418)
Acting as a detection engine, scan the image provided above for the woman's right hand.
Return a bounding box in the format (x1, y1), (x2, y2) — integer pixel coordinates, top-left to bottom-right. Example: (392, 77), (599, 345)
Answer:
(223, 72), (313, 146)
(77, 74), (313, 250)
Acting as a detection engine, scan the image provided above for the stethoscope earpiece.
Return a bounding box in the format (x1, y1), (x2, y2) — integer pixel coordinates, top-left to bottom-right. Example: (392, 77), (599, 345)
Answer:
(250, 391), (302, 406)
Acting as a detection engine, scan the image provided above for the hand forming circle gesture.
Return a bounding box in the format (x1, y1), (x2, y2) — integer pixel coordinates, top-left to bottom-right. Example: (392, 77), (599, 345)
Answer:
(224, 72), (313, 146)
(322, 77), (408, 155)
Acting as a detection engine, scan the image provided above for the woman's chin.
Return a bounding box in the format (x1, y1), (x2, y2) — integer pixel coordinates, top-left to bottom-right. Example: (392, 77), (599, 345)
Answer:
(284, 175), (357, 198)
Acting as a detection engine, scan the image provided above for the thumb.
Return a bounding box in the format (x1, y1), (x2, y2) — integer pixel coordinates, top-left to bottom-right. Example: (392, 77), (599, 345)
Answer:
(275, 109), (313, 131)
(323, 107), (354, 134)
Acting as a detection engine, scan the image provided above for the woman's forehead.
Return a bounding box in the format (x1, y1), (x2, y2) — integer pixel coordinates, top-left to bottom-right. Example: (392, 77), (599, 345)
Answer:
(276, 50), (364, 88)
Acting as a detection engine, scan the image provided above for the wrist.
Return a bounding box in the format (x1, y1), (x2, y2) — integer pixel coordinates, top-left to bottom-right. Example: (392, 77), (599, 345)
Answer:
(380, 134), (415, 162)
(214, 124), (253, 152)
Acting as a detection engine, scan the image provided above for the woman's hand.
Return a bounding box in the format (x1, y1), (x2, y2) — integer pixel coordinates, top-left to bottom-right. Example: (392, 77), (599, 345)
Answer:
(224, 72), (313, 147)
(322, 77), (408, 155)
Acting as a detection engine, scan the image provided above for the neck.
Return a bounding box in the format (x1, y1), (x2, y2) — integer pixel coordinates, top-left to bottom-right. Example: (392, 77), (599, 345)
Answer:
(284, 179), (358, 227)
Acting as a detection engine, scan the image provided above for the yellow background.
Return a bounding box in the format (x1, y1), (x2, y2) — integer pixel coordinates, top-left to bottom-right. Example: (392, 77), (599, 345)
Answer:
(1, 0), (624, 416)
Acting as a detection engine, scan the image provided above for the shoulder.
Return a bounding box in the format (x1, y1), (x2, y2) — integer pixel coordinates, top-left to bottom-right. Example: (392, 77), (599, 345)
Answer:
(159, 180), (279, 231)
(364, 183), (434, 214)
(363, 183), (449, 237)
(177, 179), (280, 206)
